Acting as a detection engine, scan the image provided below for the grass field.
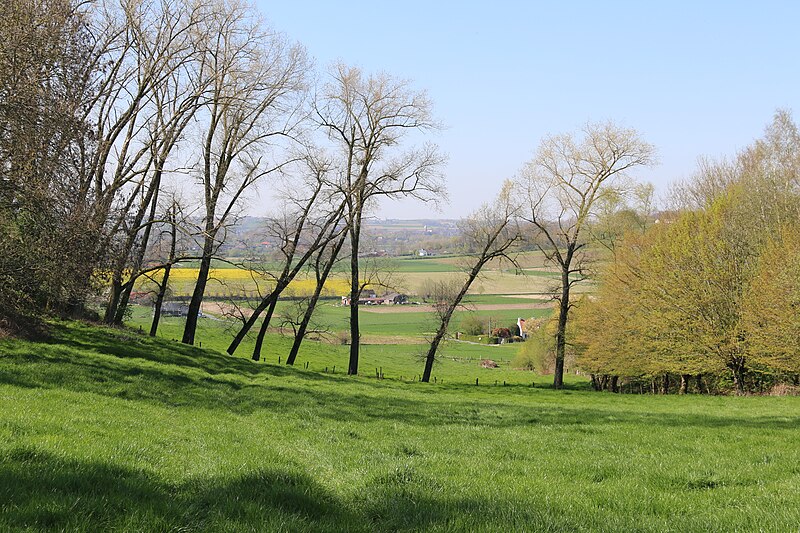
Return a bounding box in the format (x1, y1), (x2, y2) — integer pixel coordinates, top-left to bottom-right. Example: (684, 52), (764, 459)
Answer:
(146, 250), (567, 298)
(152, 269), (563, 298)
(1, 320), (799, 531)
(125, 306), (544, 383)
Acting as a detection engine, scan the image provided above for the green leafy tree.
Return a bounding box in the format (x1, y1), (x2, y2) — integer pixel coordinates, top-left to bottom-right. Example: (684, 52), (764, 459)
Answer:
(742, 225), (800, 375)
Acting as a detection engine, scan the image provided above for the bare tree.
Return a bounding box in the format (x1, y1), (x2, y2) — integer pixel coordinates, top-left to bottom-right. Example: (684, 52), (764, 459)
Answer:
(315, 63), (446, 375)
(81, 0), (201, 264)
(285, 230), (347, 365)
(181, 1), (308, 344)
(103, 0), (211, 324)
(421, 181), (521, 382)
(520, 122), (655, 389)
(225, 154), (347, 358)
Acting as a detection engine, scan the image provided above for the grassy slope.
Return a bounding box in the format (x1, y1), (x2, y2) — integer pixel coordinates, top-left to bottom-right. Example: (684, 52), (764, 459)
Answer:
(1, 321), (799, 532)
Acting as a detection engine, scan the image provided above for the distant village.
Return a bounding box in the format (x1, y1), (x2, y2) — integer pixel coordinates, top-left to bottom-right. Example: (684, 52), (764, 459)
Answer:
(213, 217), (461, 258)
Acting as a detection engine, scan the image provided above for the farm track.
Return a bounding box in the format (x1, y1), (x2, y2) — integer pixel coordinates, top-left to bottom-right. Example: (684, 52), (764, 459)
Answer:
(359, 302), (553, 313)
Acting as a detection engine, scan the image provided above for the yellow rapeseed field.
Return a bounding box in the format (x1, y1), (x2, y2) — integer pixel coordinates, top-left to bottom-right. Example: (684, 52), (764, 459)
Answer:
(140, 268), (352, 297)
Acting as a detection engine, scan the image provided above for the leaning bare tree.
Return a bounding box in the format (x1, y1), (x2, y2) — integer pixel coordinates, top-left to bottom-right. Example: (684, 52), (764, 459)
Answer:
(181, 2), (308, 345)
(285, 228), (348, 366)
(421, 181), (521, 382)
(225, 153), (347, 359)
(315, 63), (446, 375)
(520, 122), (655, 389)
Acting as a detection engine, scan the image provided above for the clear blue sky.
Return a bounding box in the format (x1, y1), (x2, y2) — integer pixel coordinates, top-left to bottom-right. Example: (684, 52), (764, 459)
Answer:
(255, 0), (800, 219)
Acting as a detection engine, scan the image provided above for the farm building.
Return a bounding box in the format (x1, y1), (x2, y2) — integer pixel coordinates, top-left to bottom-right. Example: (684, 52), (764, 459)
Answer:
(158, 302), (198, 317)
(341, 291), (408, 306)
(517, 318), (527, 339)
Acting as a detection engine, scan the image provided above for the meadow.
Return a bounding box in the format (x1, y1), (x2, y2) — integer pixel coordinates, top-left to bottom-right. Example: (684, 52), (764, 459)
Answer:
(1, 320), (799, 531)
(3, 252), (797, 532)
(144, 251), (567, 298)
(125, 305), (543, 383)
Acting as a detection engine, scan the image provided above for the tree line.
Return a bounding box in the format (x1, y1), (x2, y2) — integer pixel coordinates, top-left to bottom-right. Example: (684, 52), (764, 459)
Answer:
(573, 111), (800, 394)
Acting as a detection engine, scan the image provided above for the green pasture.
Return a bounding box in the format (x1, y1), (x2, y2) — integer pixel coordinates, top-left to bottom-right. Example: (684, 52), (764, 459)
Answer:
(460, 294), (550, 305)
(386, 256), (465, 273)
(125, 306), (548, 384)
(128, 301), (550, 344)
(290, 303), (549, 338)
(1, 320), (799, 531)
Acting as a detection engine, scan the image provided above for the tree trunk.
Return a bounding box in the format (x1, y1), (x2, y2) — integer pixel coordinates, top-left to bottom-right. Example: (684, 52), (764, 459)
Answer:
(104, 277), (123, 324)
(680, 374), (690, 394)
(286, 235), (345, 366)
(553, 245), (574, 390)
(553, 281), (569, 389)
(348, 223), (361, 376)
(104, 168), (164, 324)
(182, 251), (212, 345)
(227, 292), (276, 355)
(252, 297), (279, 361)
(422, 326), (447, 383)
(730, 360), (747, 395)
(661, 373), (670, 394)
(422, 254), (490, 382)
(286, 296), (318, 366)
(150, 264), (171, 337)
(113, 282), (134, 325)
(590, 374), (600, 391)
(610, 375), (619, 393)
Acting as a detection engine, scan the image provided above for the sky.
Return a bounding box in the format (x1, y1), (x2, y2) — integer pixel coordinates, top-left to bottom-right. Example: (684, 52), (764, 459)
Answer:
(253, 0), (800, 219)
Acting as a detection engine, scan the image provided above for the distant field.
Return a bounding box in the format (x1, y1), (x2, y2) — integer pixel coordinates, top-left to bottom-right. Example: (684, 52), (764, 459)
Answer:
(140, 265), (562, 297)
(138, 268), (352, 298)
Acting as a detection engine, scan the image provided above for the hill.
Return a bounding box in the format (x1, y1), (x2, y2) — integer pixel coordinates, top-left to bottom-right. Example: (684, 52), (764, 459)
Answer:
(1, 321), (799, 531)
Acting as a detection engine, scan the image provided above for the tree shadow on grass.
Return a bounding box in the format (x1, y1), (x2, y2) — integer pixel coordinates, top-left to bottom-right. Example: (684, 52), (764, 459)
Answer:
(0, 447), (361, 532)
(42, 321), (319, 380)
(0, 447), (571, 532)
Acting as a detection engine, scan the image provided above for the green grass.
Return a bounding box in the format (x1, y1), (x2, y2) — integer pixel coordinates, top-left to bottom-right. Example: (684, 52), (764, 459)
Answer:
(1, 321), (799, 531)
(293, 304), (549, 338)
(125, 306), (547, 384)
(460, 294), (550, 305)
(129, 301), (550, 343)
(386, 257), (464, 273)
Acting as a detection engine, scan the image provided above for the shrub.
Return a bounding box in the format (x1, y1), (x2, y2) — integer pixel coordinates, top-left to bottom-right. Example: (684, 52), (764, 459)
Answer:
(491, 327), (512, 338)
(512, 326), (555, 373)
(335, 330), (350, 345)
(460, 315), (487, 336)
